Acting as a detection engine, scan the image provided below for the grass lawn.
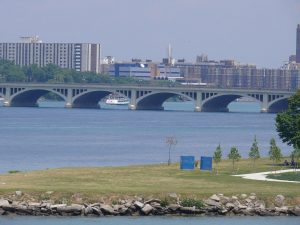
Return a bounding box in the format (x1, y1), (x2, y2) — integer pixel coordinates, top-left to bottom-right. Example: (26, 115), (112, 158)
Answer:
(0, 158), (299, 204)
(267, 172), (300, 182)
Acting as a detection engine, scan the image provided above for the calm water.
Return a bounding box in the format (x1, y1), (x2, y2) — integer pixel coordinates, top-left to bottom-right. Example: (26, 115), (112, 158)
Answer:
(0, 216), (299, 225)
(0, 101), (291, 173)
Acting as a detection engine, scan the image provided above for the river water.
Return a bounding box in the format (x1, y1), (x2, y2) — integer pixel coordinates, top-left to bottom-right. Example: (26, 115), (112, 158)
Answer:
(0, 216), (299, 225)
(0, 101), (292, 173)
(0, 101), (296, 224)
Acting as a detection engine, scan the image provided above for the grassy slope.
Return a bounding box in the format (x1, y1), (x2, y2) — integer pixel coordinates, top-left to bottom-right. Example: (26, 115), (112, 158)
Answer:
(0, 158), (299, 203)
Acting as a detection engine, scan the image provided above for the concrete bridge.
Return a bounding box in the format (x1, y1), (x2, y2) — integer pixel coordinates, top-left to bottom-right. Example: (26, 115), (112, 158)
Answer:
(0, 83), (295, 113)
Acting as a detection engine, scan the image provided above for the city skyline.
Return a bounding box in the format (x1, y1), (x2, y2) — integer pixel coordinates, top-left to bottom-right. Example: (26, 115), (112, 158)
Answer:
(0, 0), (300, 68)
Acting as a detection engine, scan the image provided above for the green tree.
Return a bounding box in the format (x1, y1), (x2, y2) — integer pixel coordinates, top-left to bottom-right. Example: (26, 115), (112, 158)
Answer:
(248, 136), (260, 169)
(276, 90), (300, 150)
(228, 146), (241, 173)
(269, 138), (283, 170)
(213, 144), (222, 175)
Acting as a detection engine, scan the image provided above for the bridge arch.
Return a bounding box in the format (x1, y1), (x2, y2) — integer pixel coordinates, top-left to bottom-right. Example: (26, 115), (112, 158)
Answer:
(136, 91), (195, 110)
(202, 93), (262, 112)
(72, 90), (128, 108)
(10, 88), (67, 107)
(268, 97), (289, 113)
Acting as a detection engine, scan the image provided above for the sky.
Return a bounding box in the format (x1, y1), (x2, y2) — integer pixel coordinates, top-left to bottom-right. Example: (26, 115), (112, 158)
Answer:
(1, 0), (300, 68)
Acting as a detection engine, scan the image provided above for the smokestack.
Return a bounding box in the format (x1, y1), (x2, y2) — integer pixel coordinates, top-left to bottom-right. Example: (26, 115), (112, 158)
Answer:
(168, 43), (172, 65)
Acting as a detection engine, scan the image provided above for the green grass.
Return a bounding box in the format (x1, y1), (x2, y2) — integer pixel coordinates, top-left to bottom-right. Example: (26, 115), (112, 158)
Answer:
(267, 172), (300, 182)
(0, 158), (299, 204)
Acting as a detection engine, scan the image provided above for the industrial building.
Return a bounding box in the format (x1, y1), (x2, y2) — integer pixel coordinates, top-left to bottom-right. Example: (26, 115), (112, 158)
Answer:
(0, 36), (101, 73)
(108, 62), (181, 80)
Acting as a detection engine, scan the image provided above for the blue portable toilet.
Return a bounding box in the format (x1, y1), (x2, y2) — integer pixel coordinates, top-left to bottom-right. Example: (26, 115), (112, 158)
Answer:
(200, 156), (212, 171)
(180, 156), (195, 170)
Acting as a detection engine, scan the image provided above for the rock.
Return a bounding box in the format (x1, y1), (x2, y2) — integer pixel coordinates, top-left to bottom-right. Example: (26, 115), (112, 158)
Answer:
(231, 196), (238, 200)
(91, 206), (103, 216)
(219, 196), (230, 204)
(100, 204), (118, 215)
(83, 206), (93, 215)
(133, 201), (144, 209)
(210, 194), (220, 202)
(204, 199), (221, 208)
(245, 198), (252, 204)
(141, 204), (153, 215)
(168, 193), (178, 199)
(240, 194), (247, 199)
(50, 204), (67, 210)
(0, 199), (10, 207)
(254, 200), (265, 209)
(57, 205), (83, 215)
(0, 208), (8, 215)
(15, 191), (22, 197)
(144, 199), (161, 205)
(237, 204), (247, 210)
(45, 191), (53, 195)
(179, 206), (196, 214)
(289, 206), (300, 216)
(225, 202), (235, 209)
(167, 204), (180, 211)
(28, 202), (41, 207)
(118, 206), (129, 215)
(151, 202), (162, 208)
(275, 206), (288, 213)
(249, 195), (256, 200)
(275, 195), (285, 207)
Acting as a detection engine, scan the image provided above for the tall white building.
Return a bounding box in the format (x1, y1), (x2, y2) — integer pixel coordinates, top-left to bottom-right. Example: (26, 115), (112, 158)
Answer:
(0, 37), (101, 73)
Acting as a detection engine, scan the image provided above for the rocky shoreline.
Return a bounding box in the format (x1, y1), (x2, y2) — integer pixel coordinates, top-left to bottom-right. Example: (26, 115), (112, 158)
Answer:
(0, 193), (299, 217)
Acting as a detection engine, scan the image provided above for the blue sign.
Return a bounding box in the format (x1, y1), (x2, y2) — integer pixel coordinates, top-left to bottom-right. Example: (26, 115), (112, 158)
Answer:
(180, 156), (195, 170)
(200, 156), (212, 171)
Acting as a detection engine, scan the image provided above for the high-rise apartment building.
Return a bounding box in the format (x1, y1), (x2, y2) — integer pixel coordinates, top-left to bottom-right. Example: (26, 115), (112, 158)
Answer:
(297, 24), (300, 63)
(0, 37), (101, 73)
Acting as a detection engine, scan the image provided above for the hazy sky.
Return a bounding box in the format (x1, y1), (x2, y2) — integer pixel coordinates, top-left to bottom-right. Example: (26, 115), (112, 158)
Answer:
(1, 0), (300, 68)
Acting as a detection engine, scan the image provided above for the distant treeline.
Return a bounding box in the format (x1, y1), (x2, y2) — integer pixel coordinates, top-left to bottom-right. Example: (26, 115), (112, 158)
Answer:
(0, 59), (174, 86)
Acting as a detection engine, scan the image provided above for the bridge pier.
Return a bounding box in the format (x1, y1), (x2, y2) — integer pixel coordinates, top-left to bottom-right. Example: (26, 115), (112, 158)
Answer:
(129, 89), (137, 110)
(65, 88), (73, 108)
(260, 94), (268, 113)
(194, 92), (202, 112)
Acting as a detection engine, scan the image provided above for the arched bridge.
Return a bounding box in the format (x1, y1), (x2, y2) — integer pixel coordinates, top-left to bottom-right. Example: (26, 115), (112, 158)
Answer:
(0, 83), (295, 113)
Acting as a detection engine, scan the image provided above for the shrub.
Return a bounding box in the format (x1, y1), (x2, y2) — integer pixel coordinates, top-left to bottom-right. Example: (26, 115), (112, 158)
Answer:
(160, 198), (169, 207)
(8, 170), (21, 174)
(180, 198), (204, 209)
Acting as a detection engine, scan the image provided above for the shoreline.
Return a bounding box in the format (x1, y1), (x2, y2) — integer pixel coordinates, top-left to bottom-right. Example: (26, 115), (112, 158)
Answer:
(1, 193), (300, 217)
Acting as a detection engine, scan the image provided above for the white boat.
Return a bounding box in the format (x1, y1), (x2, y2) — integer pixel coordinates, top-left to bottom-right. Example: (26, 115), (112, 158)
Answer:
(105, 96), (129, 105)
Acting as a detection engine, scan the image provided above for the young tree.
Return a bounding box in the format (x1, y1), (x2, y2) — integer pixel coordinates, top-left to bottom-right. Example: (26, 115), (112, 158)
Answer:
(248, 136), (260, 169)
(166, 136), (177, 166)
(213, 144), (222, 175)
(228, 146), (241, 173)
(269, 138), (283, 171)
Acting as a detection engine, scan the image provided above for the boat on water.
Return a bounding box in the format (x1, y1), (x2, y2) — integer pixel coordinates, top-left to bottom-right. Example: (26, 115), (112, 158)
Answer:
(105, 96), (129, 105)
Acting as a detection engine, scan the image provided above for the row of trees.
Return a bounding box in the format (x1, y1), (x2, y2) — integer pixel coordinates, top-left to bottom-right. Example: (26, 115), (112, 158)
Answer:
(213, 137), (285, 174)
(0, 60), (176, 86)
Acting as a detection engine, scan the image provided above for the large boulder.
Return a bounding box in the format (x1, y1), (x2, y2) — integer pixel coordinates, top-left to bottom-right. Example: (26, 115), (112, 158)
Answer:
(141, 204), (153, 215)
(0, 199), (10, 207)
(134, 201), (144, 209)
(209, 194), (220, 202)
(100, 204), (118, 215)
(204, 199), (221, 208)
(274, 195), (285, 207)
